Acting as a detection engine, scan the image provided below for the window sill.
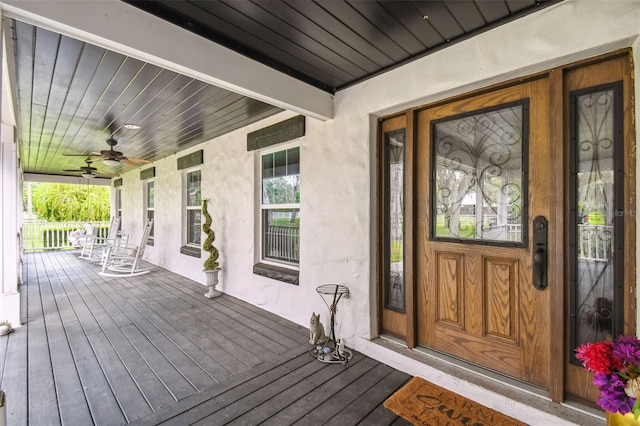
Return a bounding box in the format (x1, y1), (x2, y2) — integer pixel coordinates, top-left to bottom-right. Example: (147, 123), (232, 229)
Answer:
(253, 263), (299, 285)
(180, 245), (201, 258)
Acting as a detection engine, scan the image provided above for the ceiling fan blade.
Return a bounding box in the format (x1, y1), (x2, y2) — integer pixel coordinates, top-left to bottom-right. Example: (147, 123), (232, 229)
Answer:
(123, 157), (152, 165)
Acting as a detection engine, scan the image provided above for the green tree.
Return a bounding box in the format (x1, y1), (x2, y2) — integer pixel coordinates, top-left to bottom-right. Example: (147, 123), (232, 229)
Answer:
(28, 183), (110, 221)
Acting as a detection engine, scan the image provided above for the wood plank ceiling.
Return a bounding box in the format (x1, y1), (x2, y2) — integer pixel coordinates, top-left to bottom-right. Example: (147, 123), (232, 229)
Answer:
(8, 0), (559, 180)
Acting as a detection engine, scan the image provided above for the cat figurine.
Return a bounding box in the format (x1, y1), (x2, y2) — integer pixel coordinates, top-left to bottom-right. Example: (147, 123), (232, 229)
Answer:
(309, 312), (327, 345)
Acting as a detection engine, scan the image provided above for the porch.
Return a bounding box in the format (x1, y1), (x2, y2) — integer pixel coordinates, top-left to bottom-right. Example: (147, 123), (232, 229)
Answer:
(0, 250), (411, 425)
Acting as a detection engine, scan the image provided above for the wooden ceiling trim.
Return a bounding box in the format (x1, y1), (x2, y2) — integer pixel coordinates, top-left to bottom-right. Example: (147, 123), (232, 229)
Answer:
(381, 1), (445, 52)
(444, 1), (487, 33)
(475, 0), (511, 23)
(195, 0), (359, 87)
(317, 1), (409, 63)
(350, 2), (426, 57)
(411, 1), (465, 42)
(37, 37), (85, 171)
(5, 0), (559, 177)
(505, 0), (537, 13)
(59, 50), (129, 150)
(45, 44), (110, 169)
(231, 0), (374, 78)
(4, 0), (334, 120)
(294, 0), (395, 70)
(146, 0), (340, 90)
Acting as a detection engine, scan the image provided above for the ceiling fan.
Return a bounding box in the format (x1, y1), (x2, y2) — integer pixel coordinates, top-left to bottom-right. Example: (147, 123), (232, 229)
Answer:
(63, 158), (118, 179)
(65, 115), (151, 168)
(90, 136), (152, 167)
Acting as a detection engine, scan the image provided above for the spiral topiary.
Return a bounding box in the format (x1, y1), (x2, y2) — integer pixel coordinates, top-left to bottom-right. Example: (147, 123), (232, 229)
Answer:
(202, 199), (219, 270)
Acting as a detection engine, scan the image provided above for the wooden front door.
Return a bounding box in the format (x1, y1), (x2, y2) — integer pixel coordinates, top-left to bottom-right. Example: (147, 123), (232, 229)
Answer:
(415, 77), (552, 388)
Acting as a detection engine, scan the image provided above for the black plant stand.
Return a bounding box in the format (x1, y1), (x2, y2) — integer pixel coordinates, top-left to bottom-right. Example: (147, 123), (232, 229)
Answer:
(310, 284), (353, 364)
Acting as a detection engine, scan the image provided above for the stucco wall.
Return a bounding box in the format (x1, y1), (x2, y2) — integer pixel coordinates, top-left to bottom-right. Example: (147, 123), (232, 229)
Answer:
(115, 0), (640, 353)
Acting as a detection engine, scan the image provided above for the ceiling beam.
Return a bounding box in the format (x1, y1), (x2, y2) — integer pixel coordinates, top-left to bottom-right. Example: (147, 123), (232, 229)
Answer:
(0, 0), (333, 121)
(23, 173), (112, 186)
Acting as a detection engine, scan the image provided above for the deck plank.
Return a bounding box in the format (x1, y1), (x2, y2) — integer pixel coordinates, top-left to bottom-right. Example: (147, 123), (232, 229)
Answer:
(149, 275), (293, 356)
(129, 343), (311, 426)
(49, 252), (154, 422)
(27, 253), (62, 426)
(260, 356), (380, 426)
(64, 320), (126, 425)
(293, 361), (396, 425)
(165, 348), (316, 425)
(221, 295), (309, 340)
(119, 322), (198, 401)
(228, 353), (367, 425)
(333, 369), (411, 425)
(157, 275), (304, 350)
(68, 277), (178, 411)
(86, 330), (154, 422)
(39, 254), (101, 425)
(104, 277), (239, 382)
(100, 284), (218, 392)
(137, 287), (265, 367)
(12, 251), (409, 426)
(1, 328), (28, 426)
(192, 352), (330, 425)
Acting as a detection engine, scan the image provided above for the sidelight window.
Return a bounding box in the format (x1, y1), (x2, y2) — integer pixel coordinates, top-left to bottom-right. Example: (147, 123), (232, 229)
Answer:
(384, 129), (406, 312)
(569, 82), (624, 361)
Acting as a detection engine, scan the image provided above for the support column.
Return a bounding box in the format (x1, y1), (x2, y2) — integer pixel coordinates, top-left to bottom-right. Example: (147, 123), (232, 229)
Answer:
(0, 13), (21, 327)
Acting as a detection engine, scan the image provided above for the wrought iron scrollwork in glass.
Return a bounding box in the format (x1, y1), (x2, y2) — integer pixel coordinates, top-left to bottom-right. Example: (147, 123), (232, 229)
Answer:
(432, 100), (528, 245)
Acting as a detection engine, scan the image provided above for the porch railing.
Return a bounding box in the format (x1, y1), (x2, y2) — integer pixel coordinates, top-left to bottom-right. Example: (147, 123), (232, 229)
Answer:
(264, 225), (299, 263)
(23, 220), (110, 252)
(578, 224), (612, 262)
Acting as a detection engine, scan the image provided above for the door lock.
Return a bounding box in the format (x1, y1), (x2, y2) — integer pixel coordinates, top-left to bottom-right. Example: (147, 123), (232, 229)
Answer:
(532, 216), (548, 290)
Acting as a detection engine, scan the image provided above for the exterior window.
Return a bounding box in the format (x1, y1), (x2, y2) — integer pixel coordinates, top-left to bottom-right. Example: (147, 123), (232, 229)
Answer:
(115, 187), (122, 232)
(261, 147), (300, 265)
(185, 170), (201, 246)
(144, 180), (155, 243)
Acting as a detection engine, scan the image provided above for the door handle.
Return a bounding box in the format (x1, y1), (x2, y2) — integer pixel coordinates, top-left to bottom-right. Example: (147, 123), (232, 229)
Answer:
(532, 216), (548, 290)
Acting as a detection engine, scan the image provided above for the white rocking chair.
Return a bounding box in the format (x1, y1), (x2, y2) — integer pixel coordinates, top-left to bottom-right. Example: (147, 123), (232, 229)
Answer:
(79, 216), (122, 261)
(99, 218), (153, 277)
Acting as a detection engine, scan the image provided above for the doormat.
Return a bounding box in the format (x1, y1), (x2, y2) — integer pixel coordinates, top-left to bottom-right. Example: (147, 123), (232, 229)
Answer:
(383, 377), (526, 426)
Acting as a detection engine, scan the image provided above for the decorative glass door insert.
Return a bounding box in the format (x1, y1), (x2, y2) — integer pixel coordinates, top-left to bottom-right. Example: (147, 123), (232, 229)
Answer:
(431, 100), (528, 245)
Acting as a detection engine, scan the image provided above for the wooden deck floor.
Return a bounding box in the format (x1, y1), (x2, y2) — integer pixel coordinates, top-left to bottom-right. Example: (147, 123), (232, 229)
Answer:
(0, 250), (411, 425)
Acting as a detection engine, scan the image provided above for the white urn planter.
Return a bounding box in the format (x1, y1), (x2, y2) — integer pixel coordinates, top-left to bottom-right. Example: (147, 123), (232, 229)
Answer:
(204, 267), (221, 298)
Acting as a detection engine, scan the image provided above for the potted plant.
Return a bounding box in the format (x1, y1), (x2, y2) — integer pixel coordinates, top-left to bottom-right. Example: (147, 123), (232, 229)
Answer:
(576, 335), (640, 424)
(202, 198), (221, 298)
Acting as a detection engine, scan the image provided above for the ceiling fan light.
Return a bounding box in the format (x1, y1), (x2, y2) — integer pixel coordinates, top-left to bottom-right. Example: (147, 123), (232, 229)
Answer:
(81, 173), (95, 179)
(103, 158), (120, 167)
